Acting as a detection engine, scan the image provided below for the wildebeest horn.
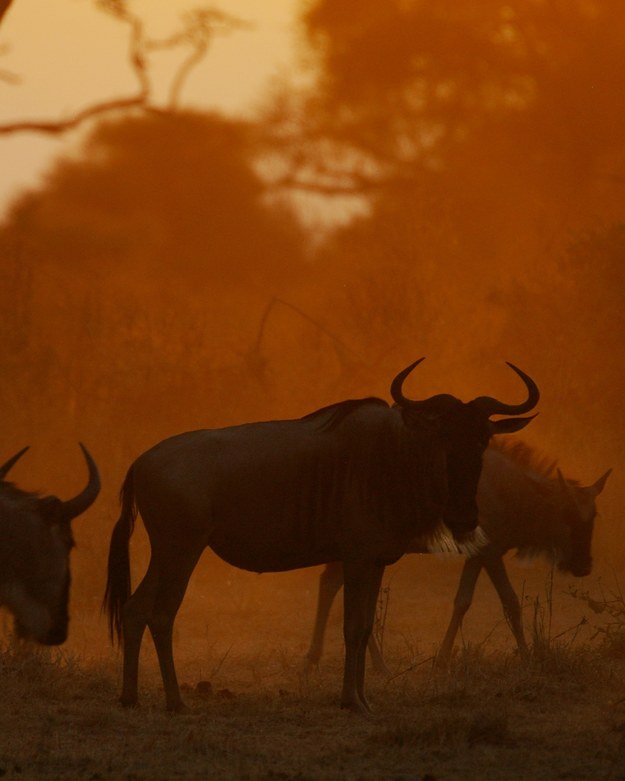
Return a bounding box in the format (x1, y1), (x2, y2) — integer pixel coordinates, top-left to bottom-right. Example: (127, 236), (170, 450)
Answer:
(472, 363), (540, 417)
(391, 358), (458, 411)
(0, 446), (30, 479)
(390, 357), (426, 405)
(60, 443), (101, 522)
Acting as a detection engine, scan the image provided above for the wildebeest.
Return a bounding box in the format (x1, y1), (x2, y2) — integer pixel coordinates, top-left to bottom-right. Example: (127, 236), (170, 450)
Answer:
(104, 359), (539, 713)
(0, 444), (100, 645)
(305, 438), (611, 673)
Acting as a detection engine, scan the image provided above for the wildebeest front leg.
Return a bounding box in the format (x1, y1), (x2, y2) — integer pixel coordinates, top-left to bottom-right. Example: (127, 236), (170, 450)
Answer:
(483, 556), (529, 660)
(341, 559), (385, 714)
(436, 557), (483, 668)
(148, 544), (204, 712)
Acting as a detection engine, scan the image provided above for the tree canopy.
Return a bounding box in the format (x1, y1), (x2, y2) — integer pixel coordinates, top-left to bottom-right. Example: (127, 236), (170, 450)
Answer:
(286, 0), (625, 252)
(3, 111), (305, 288)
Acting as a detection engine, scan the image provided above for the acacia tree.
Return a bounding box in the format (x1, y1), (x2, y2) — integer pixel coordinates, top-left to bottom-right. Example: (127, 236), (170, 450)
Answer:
(260, 0), (625, 368)
(273, 1), (625, 247)
(249, 0), (625, 508)
(0, 111), (325, 506)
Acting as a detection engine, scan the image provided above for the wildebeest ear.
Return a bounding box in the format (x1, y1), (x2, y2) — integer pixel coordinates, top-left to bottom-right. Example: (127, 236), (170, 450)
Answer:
(489, 413), (538, 435)
(38, 496), (65, 526)
(585, 468), (612, 498)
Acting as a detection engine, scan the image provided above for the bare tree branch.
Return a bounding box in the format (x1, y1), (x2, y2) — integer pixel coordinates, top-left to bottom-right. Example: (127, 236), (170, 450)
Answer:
(267, 157), (423, 196)
(0, 0), (150, 136)
(0, 1), (250, 136)
(0, 42), (20, 83)
(0, 2), (19, 83)
(0, 0), (14, 26)
(0, 96), (146, 135)
(143, 8), (253, 109)
(249, 296), (365, 373)
(0, 68), (18, 83)
(270, 173), (380, 196)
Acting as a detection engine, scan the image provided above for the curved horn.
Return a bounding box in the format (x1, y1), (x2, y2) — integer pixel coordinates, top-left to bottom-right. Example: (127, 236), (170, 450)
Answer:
(472, 362), (540, 417)
(60, 443), (101, 522)
(390, 358), (465, 411)
(390, 357), (427, 405)
(0, 446), (30, 480)
(391, 357), (457, 410)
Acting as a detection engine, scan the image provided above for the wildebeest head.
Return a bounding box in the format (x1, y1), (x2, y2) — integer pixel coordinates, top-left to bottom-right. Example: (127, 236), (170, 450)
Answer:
(552, 468), (611, 577)
(0, 444), (100, 645)
(391, 359), (539, 540)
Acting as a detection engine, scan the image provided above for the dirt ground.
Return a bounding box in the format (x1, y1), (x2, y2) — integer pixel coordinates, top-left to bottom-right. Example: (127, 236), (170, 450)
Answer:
(2, 555), (625, 780)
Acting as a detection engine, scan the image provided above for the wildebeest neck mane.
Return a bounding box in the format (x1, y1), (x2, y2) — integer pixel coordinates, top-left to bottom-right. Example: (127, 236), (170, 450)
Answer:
(300, 398), (457, 546)
(490, 437), (580, 486)
(301, 396), (389, 431)
(483, 438), (589, 565)
(320, 403), (448, 544)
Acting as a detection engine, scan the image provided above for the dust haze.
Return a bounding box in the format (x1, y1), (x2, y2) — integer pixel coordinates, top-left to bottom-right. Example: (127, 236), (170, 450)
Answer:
(1, 0), (623, 680)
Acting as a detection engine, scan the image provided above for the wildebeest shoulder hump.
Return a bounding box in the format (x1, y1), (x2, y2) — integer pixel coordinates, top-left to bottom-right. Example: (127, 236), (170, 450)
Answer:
(300, 397), (390, 432)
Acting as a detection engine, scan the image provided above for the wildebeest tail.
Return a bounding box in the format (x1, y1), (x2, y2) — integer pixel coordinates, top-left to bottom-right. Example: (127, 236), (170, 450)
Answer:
(103, 467), (138, 644)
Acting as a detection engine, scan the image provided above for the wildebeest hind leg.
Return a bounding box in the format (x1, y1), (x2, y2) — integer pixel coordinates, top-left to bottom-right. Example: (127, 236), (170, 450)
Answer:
(120, 559), (160, 707)
(341, 560), (385, 715)
(148, 544), (204, 712)
(436, 557), (483, 668)
(483, 556), (529, 660)
(305, 561), (345, 670)
(367, 626), (392, 677)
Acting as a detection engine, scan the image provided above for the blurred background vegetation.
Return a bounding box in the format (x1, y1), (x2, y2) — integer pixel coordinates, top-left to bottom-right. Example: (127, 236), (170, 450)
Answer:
(1, 0), (624, 615)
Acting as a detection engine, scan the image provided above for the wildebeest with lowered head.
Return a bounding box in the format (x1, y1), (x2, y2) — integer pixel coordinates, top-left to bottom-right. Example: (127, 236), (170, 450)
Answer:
(104, 358), (539, 714)
(0, 444), (100, 645)
(305, 438), (611, 673)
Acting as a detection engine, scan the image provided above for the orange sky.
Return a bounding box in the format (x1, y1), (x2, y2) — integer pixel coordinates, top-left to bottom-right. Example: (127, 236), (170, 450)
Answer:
(0, 0), (300, 216)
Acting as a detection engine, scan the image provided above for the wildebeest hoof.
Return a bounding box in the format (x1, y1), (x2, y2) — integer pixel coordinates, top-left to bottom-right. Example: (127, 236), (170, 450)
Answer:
(342, 705), (378, 722)
(301, 656), (314, 670)
(341, 699), (375, 719)
(166, 701), (189, 714)
(433, 653), (452, 672)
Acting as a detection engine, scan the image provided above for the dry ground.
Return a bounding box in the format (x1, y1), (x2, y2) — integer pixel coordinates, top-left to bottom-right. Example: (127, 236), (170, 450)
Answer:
(1, 556), (625, 781)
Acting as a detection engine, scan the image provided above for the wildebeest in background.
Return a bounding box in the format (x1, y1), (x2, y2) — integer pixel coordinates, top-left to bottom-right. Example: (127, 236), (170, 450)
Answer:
(0, 444), (100, 645)
(305, 439), (611, 673)
(104, 359), (539, 714)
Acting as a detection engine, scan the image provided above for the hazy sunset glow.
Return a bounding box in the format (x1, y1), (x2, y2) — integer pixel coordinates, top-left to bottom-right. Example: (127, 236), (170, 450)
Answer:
(1, 3), (624, 776)
(0, 0), (298, 210)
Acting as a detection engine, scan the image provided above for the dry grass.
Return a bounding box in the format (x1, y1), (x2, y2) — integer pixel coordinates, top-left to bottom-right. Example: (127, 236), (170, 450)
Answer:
(1, 630), (625, 779)
(2, 565), (625, 780)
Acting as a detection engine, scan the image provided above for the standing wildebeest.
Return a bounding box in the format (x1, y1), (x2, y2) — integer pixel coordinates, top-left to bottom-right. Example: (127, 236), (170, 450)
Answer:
(104, 359), (539, 714)
(0, 444), (100, 645)
(305, 438), (611, 673)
